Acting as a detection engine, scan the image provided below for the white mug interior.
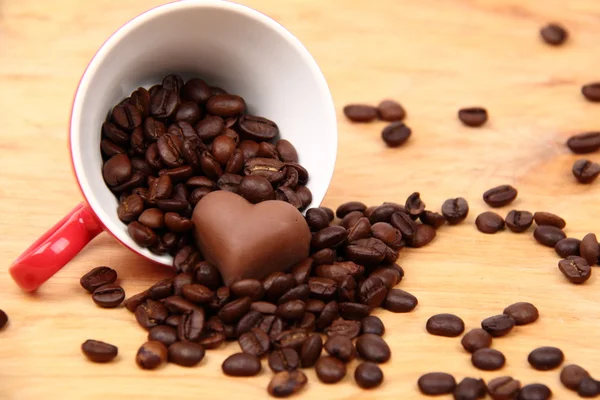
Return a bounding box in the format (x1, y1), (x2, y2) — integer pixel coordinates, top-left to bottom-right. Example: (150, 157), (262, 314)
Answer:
(70, 0), (338, 267)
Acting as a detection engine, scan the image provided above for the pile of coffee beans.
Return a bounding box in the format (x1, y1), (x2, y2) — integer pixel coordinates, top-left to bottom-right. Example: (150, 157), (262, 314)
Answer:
(343, 100), (411, 148)
(100, 74), (312, 256)
(80, 266), (125, 308)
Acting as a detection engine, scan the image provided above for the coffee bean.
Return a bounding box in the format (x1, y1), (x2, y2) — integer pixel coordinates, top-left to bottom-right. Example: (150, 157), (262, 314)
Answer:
(168, 341), (205, 367)
(173, 272), (194, 296)
(335, 201), (367, 219)
(178, 309), (205, 342)
(237, 115), (278, 141)
(505, 210), (534, 233)
(315, 356), (346, 383)
(343, 104), (377, 122)
(418, 372), (457, 395)
(483, 185), (518, 207)
(146, 325), (177, 347)
(162, 74), (183, 94)
(303, 300), (324, 315)
(311, 248), (337, 266)
(560, 364), (590, 390)
(534, 211), (566, 228)
(573, 159), (600, 184)
(338, 302), (370, 321)
(503, 302), (539, 325)
(124, 290), (149, 313)
(182, 78), (210, 103)
(218, 297), (252, 324)
(101, 139), (125, 157)
(276, 300), (306, 321)
(263, 273), (296, 303)
(481, 315), (515, 337)
(410, 223), (437, 248)
(581, 82), (600, 103)
(377, 99), (405, 121)
(345, 237), (387, 265)
(290, 258), (313, 285)
(164, 212), (193, 233)
(278, 285), (310, 305)
(426, 313), (465, 337)
(453, 377), (486, 400)
(475, 211), (505, 234)
(80, 266), (117, 293)
(534, 225), (566, 247)
(458, 107), (488, 127)
(239, 328), (271, 357)
(540, 23), (568, 45)
(314, 301), (338, 331)
(102, 122), (129, 146)
(578, 377), (600, 398)
(92, 284), (125, 308)
(143, 117), (166, 142)
(322, 335), (354, 363)
(487, 376), (521, 400)
(370, 203), (404, 223)
(311, 226), (348, 250)
(420, 211), (446, 228)
(272, 329), (309, 353)
(580, 233), (599, 266)
(442, 197), (469, 224)
(383, 288), (418, 313)
(517, 384), (552, 400)
(222, 352), (261, 376)
(235, 310), (263, 336)
(163, 295), (197, 314)
(268, 348), (300, 372)
(206, 94), (245, 116)
(360, 316), (385, 336)
(174, 247), (199, 274)
(346, 217), (371, 243)
(293, 333), (321, 368)
(370, 264), (404, 289)
(555, 238), (581, 259)
(180, 284), (212, 304)
(150, 88), (180, 119)
(528, 346), (564, 370)
(103, 153), (132, 187)
(238, 175), (275, 203)
(229, 279), (264, 302)
(136, 208), (163, 229)
(404, 192), (425, 218)
(353, 362), (383, 389)
(130, 88), (152, 118)
(356, 276), (386, 307)
(112, 103), (143, 131)
(0, 309), (7, 330)
(325, 318), (361, 339)
(460, 328), (492, 353)
(355, 334), (390, 363)
(567, 132), (600, 154)
(81, 339), (118, 363)
(382, 122), (412, 147)
(136, 341), (168, 369)
(268, 370), (308, 398)
(305, 208), (330, 232)
(472, 348), (505, 371)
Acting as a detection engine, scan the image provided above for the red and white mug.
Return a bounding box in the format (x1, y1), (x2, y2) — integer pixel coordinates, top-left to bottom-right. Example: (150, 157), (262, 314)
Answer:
(10, 0), (337, 292)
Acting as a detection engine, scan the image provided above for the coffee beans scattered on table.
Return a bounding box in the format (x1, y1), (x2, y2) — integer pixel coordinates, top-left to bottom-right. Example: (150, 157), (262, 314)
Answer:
(503, 302), (539, 325)
(81, 339), (118, 363)
(458, 107), (488, 127)
(560, 364), (590, 390)
(461, 329), (492, 353)
(555, 238), (581, 258)
(573, 159), (600, 184)
(472, 348), (506, 371)
(354, 362), (383, 389)
(136, 341), (168, 370)
(483, 185), (518, 207)
(268, 370), (308, 397)
(558, 256), (591, 284)
(505, 210), (534, 233)
(481, 314), (516, 337)
(475, 211), (505, 234)
(488, 376), (521, 400)
(517, 383), (552, 400)
(566, 132), (600, 154)
(381, 122), (412, 148)
(527, 346), (564, 372)
(453, 377), (486, 400)
(377, 100), (406, 121)
(426, 313), (465, 337)
(534, 225), (566, 247)
(418, 372), (457, 395)
(540, 23), (568, 46)
(80, 266), (118, 293)
(343, 104), (378, 122)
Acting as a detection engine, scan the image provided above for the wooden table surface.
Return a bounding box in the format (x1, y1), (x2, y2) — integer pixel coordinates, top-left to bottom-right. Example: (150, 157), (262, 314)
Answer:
(2, 0), (600, 398)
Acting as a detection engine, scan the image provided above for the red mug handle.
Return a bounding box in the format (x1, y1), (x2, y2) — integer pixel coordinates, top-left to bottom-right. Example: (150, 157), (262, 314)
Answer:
(9, 202), (104, 292)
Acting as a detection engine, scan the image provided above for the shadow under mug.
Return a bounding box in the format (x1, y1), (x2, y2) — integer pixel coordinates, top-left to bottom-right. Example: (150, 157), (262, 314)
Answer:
(9, 0), (338, 292)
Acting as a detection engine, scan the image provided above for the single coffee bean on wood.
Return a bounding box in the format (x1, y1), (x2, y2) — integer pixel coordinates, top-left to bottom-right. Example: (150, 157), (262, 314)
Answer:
(92, 284), (125, 308)
(560, 364), (590, 390)
(528, 346), (564, 370)
(461, 329), (492, 353)
(475, 211), (505, 234)
(503, 302), (539, 325)
(517, 384), (552, 400)
(222, 352), (262, 376)
(505, 210), (534, 233)
(481, 315), (515, 337)
(573, 159), (600, 183)
(534, 211), (566, 228)
(381, 122), (411, 147)
(315, 356), (346, 383)
(268, 370), (308, 398)
(426, 314), (465, 337)
(582, 82), (600, 102)
(566, 132), (600, 154)
(383, 289), (418, 313)
(418, 372), (457, 395)
(534, 225), (566, 247)
(453, 377), (486, 400)
(168, 341), (205, 367)
(483, 185), (518, 207)
(540, 23), (568, 45)
(442, 197), (469, 224)
(81, 339), (118, 363)
(472, 348), (505, 371)
(558, 256), (591, 284)
(136, 341), (168, 370)
(487, 376), (521, 400)
(555, 238), (581, 258)
(458, 107), (488, 127)
(580, 233), (599, 266)
(80, 266), (118, 293)
(578, 377), (600, 398)
(377, 99), (405, 121)
(343, 104), (377, 122)
(355, 362), (384, 389)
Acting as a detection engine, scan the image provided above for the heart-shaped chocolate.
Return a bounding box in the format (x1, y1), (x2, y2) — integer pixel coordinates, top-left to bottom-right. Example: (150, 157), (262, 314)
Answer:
(192, 191), (311, 286)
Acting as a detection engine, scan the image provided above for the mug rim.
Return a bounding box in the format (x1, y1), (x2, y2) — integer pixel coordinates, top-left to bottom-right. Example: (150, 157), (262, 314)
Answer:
(69, 0), (338, 266)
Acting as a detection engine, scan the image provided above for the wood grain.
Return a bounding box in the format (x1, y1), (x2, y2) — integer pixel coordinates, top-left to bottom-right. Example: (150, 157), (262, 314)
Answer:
(1, 0), (600, 399)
